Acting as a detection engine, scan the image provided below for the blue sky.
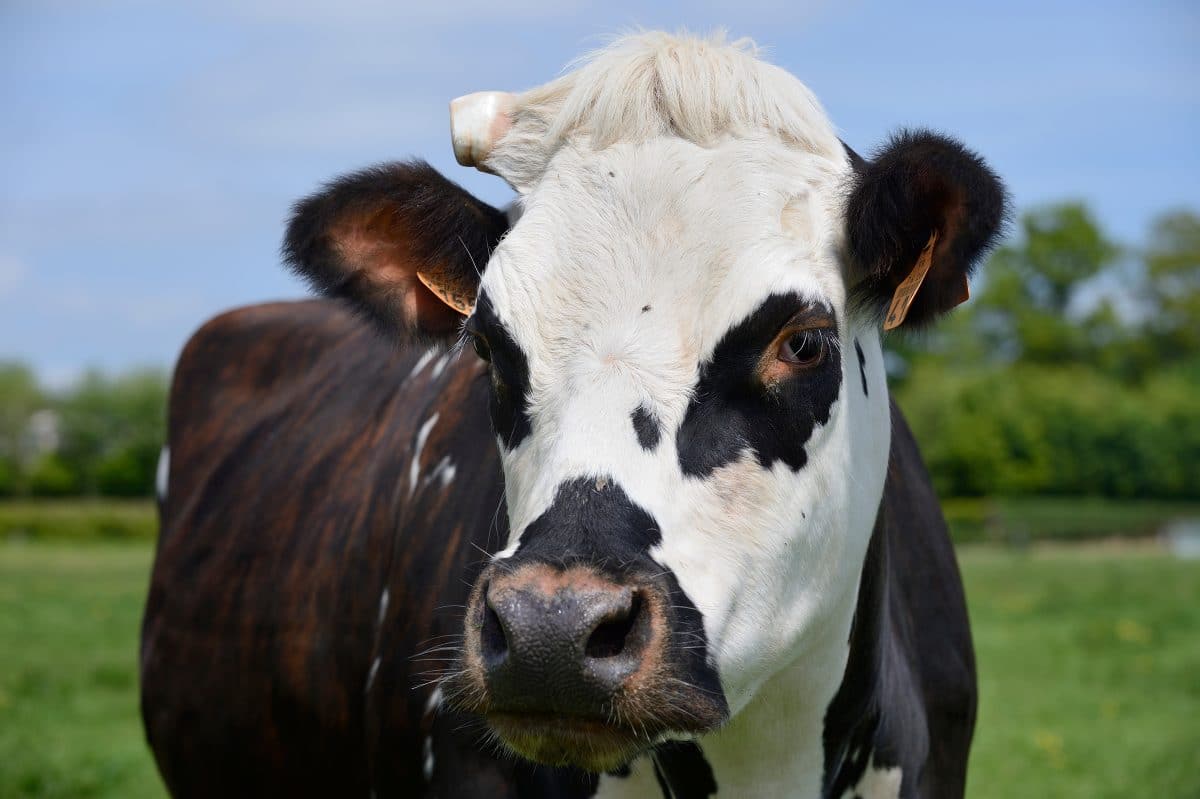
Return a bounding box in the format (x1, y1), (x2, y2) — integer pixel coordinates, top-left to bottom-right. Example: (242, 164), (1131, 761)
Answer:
(2, 0), (1196, 386)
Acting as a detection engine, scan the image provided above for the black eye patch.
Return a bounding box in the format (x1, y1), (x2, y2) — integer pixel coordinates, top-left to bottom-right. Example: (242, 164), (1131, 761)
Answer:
(470, 292), (533, 450)
(676, 293), (843, 478)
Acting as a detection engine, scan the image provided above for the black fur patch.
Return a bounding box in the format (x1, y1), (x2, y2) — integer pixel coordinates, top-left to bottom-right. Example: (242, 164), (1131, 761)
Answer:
(512, 477), (661, 569)
(282, 160), (507, 340)
(676, 293), (842, 478)
(822, 405), (978, 799)
(652, 741), (717, 798)
(854, 339), (868, 396)
(632, 405), (662, 450)
(845, 130), (1008, 329)
(470, 291), (532, 450)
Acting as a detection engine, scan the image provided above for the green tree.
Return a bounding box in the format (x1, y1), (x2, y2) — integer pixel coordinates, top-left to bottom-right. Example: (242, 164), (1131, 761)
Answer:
(55, 368), (168, 496)
(973, 202), (1119, 365)
(0, 362), (45, 495)
(28, 453), (81, 497)
(1141, 210), (1200, 363)
(893, 201), (1200, 500)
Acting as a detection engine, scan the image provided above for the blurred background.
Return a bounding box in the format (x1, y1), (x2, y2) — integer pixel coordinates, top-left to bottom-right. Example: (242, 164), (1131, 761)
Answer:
(1, 2), (1197, 797)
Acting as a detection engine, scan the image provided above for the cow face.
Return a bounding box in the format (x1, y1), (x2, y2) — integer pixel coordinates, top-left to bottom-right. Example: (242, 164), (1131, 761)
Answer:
(284, 33), (1005, 773)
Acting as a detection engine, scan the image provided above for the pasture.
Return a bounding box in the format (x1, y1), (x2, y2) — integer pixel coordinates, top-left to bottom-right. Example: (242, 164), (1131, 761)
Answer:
(0, 534), (1197, 798)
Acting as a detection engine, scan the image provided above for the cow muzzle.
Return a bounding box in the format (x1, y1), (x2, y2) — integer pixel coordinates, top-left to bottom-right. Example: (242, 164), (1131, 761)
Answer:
(448, 562), (725, 771)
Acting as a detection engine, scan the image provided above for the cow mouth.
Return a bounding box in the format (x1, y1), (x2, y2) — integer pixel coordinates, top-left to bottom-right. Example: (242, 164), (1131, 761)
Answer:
(485, 711), (649, 771)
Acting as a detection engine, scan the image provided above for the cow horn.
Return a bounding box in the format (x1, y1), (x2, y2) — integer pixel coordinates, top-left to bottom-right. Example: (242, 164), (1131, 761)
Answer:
(450, 91), (515, 169)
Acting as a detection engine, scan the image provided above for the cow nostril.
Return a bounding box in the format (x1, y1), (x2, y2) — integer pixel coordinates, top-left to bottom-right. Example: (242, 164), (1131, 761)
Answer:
(585, 592), (645, 660)
(480, 599), (509, 668)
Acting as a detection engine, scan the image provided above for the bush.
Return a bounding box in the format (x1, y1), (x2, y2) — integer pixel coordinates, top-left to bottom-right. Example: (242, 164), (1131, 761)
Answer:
(939, 496), (1199, 545)
(0, 458), (19, 497)
(27, 454), (82, 497)
(95, 446), (156, 497)
(896, 363), (1200, 501)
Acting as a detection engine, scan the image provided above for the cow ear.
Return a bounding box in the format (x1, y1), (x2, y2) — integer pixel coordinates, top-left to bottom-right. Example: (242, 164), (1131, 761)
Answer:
(845, 130), (1008, 330)
(283, 160), (509, 340)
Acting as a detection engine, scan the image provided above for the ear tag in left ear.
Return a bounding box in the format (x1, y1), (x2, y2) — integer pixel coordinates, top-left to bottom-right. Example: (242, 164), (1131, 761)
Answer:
(883, 231), (939, 331)
(417, 269), (476, 316)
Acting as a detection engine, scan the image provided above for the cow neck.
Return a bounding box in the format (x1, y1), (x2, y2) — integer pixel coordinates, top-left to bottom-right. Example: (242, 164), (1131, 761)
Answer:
(666, 510), (890, 799)
(594, 506), (895, 799)
(819, 498), (891, 797)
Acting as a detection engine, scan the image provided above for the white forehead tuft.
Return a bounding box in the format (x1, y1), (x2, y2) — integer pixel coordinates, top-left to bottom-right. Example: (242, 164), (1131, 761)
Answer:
(485, 30), (845, 191)
(481, 137), (848, 369)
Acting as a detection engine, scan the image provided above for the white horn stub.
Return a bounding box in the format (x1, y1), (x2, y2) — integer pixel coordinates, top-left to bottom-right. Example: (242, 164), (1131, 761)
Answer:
(450, 91), (515, 168)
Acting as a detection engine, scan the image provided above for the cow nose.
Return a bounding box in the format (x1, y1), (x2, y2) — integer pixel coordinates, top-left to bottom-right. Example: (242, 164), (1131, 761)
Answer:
(478, 569), (652, 715)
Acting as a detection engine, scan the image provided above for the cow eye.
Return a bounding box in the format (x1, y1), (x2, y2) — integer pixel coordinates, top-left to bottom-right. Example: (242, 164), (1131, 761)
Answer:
(470, 332), (492, 363)
(778, 330), (826, 367)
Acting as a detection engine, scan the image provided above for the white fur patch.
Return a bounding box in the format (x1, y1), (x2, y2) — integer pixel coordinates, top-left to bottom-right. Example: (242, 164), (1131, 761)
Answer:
(155, 445), (169, 501)
(364, 656), (381, 695)
(422, 735), (435, 782)
(428, 456), (457, 489)
(408, 414), (440, 498)
(376, 588), (389, 630)
(841, 754), (903, 799)
(409, 348), (437, 380)
(424, 685), (443, 715)
(430, 352), (453, 379)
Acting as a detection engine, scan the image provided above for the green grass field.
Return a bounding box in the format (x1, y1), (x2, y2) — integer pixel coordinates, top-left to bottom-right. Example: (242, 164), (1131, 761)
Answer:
(0, 539), (1197, 798)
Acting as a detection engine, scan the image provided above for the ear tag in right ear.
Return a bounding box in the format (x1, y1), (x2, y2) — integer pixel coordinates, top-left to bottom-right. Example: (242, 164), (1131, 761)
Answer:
(417, 269), (476, 317)
(883, 231), (939, 331)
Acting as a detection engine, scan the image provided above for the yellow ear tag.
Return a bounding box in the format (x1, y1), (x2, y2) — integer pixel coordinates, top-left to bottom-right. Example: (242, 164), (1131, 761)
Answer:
(883, 231), (939, 331)
(417, 270), (476, 317)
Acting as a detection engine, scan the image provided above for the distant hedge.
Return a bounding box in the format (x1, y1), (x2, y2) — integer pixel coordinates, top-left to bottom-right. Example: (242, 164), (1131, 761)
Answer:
(896, 363), (1200, 501)
(0, 502), (157, 541)
(940, 496), (1200, 545)
(1, 498), (1195, 546)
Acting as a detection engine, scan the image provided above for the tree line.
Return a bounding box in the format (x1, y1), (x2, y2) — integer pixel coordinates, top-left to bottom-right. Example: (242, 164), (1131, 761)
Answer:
(892, 204), (1198, 499)
(0, 203), (1196, 500)
(0, 366), (167, 497)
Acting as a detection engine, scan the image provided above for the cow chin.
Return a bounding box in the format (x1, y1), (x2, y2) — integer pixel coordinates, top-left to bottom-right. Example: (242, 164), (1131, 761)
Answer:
(444, 664), (728, 772)
(444, 654), (728, 773)
(485, 712), (647, 772)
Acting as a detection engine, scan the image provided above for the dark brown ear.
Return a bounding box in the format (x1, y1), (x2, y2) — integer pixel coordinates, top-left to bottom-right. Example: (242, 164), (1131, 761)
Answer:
(845, 130), (1008, 329)
(283, 160), (509, 339)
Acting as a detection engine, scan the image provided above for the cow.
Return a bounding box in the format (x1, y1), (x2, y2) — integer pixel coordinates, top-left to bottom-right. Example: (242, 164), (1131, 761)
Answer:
(141, 31), (1006, 799)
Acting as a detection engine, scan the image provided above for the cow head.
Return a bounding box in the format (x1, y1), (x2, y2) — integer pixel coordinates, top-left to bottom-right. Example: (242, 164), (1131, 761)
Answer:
(284, 33), (1005, 773)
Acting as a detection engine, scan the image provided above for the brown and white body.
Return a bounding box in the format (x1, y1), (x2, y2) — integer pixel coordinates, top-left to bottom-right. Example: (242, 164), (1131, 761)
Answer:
(142, 31), (1005, 799)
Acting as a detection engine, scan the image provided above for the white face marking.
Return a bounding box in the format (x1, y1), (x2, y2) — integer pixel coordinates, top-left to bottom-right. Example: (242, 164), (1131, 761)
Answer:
(155, 445), (169, 501)
(473, 32), (895, 789)
(480, 134), (890, 710)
